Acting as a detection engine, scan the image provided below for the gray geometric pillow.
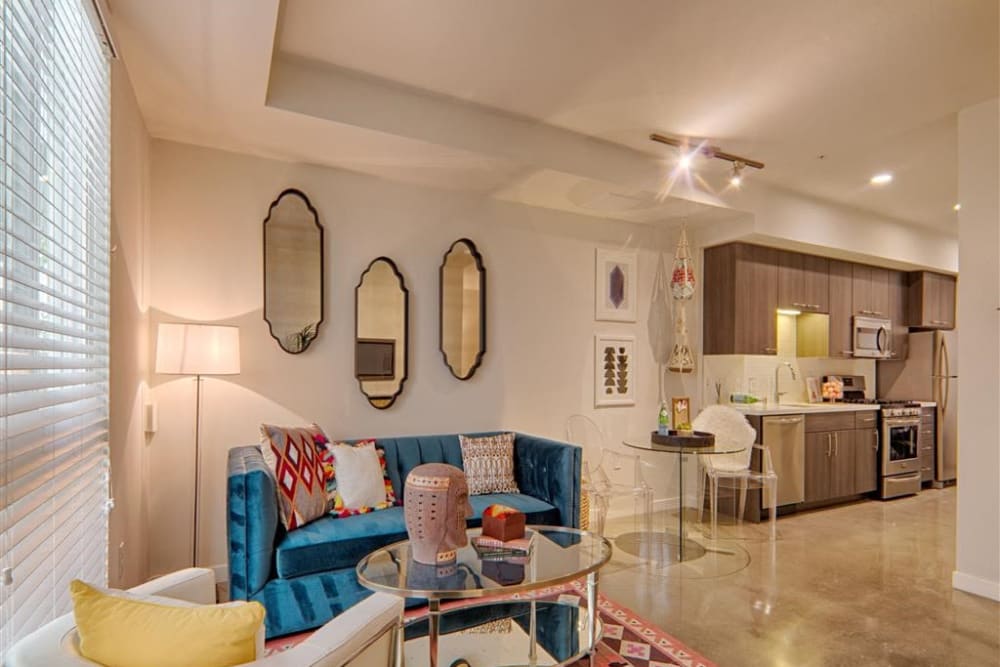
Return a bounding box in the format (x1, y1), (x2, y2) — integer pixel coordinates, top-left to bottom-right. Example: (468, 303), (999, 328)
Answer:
(459, 432), (520, 496)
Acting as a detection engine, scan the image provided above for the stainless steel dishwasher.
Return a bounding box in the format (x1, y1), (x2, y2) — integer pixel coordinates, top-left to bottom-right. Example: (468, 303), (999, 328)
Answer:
(762, 414), (805, 506)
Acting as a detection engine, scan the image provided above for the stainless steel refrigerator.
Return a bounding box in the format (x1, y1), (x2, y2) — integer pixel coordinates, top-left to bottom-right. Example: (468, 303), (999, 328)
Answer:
(877, 330), (958, 483)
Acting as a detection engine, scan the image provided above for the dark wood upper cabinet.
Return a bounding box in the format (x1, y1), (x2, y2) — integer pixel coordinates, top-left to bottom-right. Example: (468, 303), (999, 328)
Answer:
(778, 251), (829, 313)
(852, 264), (889, 318)
(907, 271), (956, 329)
(828, 260), (854, 358)
(704, 243), (778, 355)
(887, 270), (909, 360)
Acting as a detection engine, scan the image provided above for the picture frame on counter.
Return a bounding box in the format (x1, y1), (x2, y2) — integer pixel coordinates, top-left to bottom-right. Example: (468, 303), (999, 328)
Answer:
(671, 396), (691, 427)
(806, 377), (822, 403)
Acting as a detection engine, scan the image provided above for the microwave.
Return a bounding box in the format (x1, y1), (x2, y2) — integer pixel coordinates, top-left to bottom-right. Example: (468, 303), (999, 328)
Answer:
(853, 316), (892, 358)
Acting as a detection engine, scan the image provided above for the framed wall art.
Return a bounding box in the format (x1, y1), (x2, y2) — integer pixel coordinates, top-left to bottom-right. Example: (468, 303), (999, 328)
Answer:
(595, 334), (636, 407)
(595, 248), (638, 322)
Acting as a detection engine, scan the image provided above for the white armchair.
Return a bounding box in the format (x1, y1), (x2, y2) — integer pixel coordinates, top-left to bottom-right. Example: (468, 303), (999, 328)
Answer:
(5, 568), (402, 667)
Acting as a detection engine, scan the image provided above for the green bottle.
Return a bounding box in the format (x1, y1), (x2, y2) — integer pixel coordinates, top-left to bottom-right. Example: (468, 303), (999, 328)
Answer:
(658, 402), (670, 435)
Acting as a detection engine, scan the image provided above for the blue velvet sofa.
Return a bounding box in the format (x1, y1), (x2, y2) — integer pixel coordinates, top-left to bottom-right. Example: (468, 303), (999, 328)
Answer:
(227, 431), (581, 638)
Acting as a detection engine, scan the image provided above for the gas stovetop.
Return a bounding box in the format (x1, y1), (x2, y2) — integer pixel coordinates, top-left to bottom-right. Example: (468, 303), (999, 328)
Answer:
(837, 397), (923, 417)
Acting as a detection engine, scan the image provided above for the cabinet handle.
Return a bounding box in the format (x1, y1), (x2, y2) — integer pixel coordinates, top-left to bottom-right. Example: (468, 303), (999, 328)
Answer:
(810, 304), (821, 309)
(764, 347), (777, 353)
(826, 434), (832, 458)
(834, 432), (839, 456)
(793, 302), (807, 308)
(930, 320), (949, 325)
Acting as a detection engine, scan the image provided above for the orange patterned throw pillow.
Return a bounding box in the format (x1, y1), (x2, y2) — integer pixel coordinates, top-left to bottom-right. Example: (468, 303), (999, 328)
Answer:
(459, 432), (520, 495)
(260, 423), (330, 531)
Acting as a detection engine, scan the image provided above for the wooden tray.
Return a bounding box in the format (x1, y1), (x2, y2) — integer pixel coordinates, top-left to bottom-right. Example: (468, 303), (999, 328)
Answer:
(650, 430), (716, 448)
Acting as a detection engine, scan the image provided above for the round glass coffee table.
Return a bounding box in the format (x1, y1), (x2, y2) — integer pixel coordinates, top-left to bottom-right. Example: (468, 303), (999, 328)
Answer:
(357, 525), (612, 667)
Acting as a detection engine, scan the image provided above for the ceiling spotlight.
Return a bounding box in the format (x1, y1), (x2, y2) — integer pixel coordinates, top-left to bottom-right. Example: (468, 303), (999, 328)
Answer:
(678, 152), (694, 170)
(870, 172), (893, 185)
(730, 161), (745, 187)
(953, 203), (961, 212)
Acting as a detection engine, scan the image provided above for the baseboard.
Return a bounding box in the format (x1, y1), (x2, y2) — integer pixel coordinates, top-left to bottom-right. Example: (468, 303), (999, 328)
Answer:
(952, 570), (1000, 601)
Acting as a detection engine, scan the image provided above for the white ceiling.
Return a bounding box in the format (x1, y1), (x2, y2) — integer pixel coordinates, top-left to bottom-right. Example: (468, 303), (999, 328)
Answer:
(108, 0), (998, 231)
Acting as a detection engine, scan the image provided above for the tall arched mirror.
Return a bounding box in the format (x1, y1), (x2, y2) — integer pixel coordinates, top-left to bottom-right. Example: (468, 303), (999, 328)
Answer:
(439, 238), (486, 380)
(263, 189), (324, 354)
(355, 257), (408, 409)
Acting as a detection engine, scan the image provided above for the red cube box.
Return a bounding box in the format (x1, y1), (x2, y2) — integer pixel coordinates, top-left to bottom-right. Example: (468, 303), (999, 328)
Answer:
(482, 505), (526, 542)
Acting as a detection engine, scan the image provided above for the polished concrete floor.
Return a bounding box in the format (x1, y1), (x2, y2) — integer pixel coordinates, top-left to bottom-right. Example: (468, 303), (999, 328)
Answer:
(599, 487), (1000, 667)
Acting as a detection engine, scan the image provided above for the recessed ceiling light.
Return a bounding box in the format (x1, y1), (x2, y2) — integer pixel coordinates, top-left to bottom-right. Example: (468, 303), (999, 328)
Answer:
(870, 172), (893, 185)
(678, 153), (694, 170)
(953, 203), (961, 211)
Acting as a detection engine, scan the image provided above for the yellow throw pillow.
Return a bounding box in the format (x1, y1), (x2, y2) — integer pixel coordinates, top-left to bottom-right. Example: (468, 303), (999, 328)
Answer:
(70, 580), (265, 667)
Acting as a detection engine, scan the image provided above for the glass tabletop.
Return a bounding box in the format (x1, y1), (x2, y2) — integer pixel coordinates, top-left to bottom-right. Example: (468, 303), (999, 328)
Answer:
(356, 525), (612, 600)
(623, 435), (746, 455)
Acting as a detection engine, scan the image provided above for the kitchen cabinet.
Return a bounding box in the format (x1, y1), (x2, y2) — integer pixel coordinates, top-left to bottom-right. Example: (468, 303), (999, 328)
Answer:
(703, 243), (779, 355)
(804, 412), (875, 501)
(854, 428), (879, 494)
(828, 260), (854, 358)
(852, 264), (890, 318)
(919, 407), (936, 482)
(907, 272), (956, 329)
(805, 430), (856, 501)
(887, 270), (909, 360)
(778, 251), (829, 313)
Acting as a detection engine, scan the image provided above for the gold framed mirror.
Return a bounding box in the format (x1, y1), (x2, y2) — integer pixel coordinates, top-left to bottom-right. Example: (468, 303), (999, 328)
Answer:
(439, 238), (486, 380)
(263, 189), (324, 354)
(355, 257), (408, 409)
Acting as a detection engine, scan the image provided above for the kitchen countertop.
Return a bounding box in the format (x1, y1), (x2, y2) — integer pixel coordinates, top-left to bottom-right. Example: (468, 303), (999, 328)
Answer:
(729, 402), (880, 416)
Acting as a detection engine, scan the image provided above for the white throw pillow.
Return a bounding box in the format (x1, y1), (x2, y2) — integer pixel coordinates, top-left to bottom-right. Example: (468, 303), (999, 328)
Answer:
(328, 442), (387, 509)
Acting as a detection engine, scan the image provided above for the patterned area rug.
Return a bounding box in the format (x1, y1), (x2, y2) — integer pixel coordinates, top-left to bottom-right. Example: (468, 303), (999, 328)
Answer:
(266, 581), (715, 667)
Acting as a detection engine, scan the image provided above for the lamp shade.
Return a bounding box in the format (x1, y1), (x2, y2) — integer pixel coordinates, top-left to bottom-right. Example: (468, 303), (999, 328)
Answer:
(155, 323), (241, 376)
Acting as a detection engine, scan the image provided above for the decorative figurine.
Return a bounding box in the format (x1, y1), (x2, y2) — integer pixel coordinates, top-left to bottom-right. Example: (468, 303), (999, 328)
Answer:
(404, 463), (473, 565)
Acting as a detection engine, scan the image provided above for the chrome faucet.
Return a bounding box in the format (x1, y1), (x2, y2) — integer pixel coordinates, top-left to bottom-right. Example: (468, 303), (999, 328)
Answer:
(774, 362), (798, 405)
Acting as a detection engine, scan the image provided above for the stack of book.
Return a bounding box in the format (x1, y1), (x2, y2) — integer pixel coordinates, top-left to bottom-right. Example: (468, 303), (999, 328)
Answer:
(472, 534), (533, 562)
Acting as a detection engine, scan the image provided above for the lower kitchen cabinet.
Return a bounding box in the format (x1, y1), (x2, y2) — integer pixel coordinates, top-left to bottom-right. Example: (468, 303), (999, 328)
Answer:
(805, 428), (874, 502)
(919, 408), (936, 482)
(854, 428), (879, 494)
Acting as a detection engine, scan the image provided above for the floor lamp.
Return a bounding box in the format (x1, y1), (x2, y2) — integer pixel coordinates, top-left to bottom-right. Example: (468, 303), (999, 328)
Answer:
(155, 323), (241, 567)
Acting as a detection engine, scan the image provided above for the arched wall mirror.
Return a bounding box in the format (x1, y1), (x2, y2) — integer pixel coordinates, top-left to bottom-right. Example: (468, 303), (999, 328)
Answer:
(355, 257), (409, 409)
(439, 238), (486, 380)
(263, 189), (324, 354)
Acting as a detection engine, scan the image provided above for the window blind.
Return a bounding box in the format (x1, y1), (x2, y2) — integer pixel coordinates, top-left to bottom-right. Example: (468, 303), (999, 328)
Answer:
(0, 0), (111, 655)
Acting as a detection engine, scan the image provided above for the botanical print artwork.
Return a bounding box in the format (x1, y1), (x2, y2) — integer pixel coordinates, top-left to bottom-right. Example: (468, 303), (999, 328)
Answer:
(595, 248), (638, 321)
(595, 335), (636, 407)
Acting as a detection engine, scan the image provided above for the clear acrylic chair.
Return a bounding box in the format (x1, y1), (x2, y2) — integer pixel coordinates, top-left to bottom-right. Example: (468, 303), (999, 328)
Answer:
(566, 414), (654, 537)
(692, 405), (777, 541)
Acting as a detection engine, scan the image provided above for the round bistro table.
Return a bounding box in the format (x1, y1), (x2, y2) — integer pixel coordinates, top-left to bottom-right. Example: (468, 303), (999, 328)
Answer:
(622, 436), (746, 563)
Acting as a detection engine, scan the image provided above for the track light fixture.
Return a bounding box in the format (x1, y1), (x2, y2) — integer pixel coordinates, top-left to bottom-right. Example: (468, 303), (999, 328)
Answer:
(729, 161), (745, 187)
(649, 133), (764, 187)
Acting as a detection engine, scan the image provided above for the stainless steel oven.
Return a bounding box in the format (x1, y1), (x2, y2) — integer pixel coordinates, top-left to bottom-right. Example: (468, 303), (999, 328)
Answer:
(879, 407), (922, 499)
(853, 316), (892, 359)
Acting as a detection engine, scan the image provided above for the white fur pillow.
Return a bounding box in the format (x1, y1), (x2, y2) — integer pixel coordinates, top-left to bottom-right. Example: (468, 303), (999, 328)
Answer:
(326, 442), (387, 509)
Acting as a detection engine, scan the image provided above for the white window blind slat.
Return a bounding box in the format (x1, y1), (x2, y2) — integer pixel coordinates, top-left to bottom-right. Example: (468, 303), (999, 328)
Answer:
(0, 0), (110, 656)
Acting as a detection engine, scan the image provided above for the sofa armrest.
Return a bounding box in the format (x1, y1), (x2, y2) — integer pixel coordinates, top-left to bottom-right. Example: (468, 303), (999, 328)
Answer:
(228, 446), (279, 601)
(245, 593), (402, 666)
(127, 567), (216, 604)
(513, 433), (581, 528)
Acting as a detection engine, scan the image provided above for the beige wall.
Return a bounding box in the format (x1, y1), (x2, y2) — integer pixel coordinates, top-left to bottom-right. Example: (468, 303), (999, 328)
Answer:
(954, 98), (1000, 601)
(144, 140), (695, 577)
(109, 60), (152, 587)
